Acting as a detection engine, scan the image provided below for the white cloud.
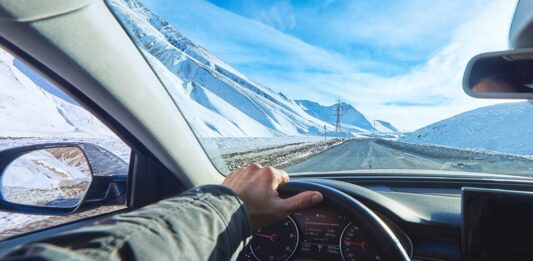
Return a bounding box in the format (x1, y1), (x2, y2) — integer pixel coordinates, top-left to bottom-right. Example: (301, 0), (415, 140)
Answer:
(327, 1), (484, 48)
(253, 0), (296, 32)
(318, 1), (516, 130)
(254, 0), (518, 131)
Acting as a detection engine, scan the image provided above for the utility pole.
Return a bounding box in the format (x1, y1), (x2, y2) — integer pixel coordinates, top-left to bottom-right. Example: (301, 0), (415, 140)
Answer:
(335, 100), (343, 132)
(324, 125), (327, 141)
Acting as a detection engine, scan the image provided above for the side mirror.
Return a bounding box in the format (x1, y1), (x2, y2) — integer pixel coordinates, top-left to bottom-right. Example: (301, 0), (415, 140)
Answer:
(0, 144), (92, 214)
(0, 143), (128, 215)
(463, 48), (533, 99)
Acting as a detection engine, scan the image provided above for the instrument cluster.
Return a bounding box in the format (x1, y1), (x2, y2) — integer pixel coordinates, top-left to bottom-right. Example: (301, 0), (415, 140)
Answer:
(242, 207), (382, 261)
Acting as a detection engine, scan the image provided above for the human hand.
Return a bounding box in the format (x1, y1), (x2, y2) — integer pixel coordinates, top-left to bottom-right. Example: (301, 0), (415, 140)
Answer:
(223, 163), (323, 230)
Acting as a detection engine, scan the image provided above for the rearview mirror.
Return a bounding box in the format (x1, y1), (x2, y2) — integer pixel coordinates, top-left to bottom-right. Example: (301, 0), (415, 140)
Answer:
(463, 48), (533, 99)
(0, 145), (92, 214)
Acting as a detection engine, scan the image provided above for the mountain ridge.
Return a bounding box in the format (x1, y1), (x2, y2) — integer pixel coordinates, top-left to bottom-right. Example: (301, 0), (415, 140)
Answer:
(109, 0), (398, 137)
(295, 100), (398, 133)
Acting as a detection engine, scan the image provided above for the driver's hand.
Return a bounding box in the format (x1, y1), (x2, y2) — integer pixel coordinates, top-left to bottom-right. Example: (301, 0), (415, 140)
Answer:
(223, 163), (323, 230)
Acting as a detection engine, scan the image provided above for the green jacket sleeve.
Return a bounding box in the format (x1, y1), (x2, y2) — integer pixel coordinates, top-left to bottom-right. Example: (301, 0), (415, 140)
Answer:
(1, 185), (253, 261)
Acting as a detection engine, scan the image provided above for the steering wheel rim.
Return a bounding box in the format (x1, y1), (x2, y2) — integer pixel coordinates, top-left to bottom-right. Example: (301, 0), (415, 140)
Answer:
(279, 180), (410, 261)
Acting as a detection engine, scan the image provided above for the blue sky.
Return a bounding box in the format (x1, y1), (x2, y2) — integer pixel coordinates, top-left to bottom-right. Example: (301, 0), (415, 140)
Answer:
(142, 0), (517, 130)
(206, 0), (476, 75)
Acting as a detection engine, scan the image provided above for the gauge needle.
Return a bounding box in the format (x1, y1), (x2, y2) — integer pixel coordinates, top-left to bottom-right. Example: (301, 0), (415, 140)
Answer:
(254, 233), (279, 241)
(344, 240), (368, 249)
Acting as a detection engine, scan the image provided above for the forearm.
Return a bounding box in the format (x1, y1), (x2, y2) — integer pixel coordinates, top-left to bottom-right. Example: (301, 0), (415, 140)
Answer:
(2, 185), (253, 261)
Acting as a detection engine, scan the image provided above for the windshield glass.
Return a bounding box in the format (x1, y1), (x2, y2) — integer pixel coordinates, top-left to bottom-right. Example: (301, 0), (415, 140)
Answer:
(108, 0), (532, 177)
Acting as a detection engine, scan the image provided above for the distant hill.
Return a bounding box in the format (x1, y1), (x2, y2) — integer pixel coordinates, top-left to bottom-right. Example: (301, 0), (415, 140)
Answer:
(401, 102), (533, 155)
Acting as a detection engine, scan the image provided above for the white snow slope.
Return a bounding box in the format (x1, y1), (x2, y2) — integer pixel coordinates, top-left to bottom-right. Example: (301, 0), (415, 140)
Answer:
(0, 49), (116, 139)
(401, 102), (533, 155)
(108, 0), (397, 137)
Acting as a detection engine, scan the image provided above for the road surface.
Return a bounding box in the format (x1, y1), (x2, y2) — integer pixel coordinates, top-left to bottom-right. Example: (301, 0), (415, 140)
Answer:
(285, 139), (448, 172)
(284, 139), (533, 174)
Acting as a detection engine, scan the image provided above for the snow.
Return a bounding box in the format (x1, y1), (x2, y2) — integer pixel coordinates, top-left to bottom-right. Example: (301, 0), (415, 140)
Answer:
(221, 138), (347, 172)
(0, 49), (118, 139)
(200, 136), (329, 155)
(108, 0), (398, 137)
(0, 44), (131, 238)
(401, 102), (533, 156)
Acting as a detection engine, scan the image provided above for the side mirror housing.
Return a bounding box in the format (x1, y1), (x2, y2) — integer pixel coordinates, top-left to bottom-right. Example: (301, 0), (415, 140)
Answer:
(0, 143), (127, 215)
(463, 48), (533, 99)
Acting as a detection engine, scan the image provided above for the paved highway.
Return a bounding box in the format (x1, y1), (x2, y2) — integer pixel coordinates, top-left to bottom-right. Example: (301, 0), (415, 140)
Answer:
(285, 139), (462, 173)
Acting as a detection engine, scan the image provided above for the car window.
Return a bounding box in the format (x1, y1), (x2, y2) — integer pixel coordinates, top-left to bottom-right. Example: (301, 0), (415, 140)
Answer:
(108, 0), (533, 179)
(0, 46), (130, 240)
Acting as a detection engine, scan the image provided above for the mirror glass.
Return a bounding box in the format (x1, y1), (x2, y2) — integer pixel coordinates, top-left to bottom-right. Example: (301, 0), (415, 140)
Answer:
(0, 147), (92, 208)
(467, 53), (533, 97)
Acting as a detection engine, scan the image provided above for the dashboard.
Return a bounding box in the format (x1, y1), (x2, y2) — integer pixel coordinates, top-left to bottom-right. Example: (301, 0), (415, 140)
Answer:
(239, 174), (533, 261)
(241, 207), (412, 261)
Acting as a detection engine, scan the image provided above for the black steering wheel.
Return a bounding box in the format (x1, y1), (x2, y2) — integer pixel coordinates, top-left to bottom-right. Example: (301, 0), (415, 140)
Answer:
(278, 180), (410, 261)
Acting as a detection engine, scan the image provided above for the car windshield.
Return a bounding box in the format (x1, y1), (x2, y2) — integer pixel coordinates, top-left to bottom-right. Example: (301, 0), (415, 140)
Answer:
(107, 0), (533, 177)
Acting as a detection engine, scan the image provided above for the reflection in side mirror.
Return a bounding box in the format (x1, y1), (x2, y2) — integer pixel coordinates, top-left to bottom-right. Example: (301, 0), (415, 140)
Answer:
(463, 49), (533, 99)
(0, 147), (92, 208)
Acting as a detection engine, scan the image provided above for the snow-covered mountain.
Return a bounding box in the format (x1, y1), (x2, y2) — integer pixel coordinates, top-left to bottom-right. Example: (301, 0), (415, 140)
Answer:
(0, 0), (397, 139)
(295, 100), (398, 133)
(0, 49), (116, 138)
(401, 102), (533, 155)
(108, 0), (397, 137)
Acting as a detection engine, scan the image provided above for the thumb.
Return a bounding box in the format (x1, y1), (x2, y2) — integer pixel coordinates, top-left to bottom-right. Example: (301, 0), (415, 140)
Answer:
(280, 191), (323, 215)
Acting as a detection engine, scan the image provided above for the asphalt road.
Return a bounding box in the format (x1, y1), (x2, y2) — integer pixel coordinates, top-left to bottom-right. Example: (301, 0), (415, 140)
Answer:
(285, 139), (462, 173)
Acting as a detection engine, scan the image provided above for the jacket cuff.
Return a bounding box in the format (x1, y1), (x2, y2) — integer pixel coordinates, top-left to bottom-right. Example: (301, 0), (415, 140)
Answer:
(186, 185), (253, 246)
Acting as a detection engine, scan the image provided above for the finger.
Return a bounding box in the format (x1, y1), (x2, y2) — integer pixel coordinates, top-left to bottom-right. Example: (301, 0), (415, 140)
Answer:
(248, 163), (263, 170)
(278, 169), (289, 185)
(267, 167), (287, 188)
(279, 191), (323, 215)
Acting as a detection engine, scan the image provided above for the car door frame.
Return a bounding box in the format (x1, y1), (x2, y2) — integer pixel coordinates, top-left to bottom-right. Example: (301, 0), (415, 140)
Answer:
(0, 35), (186, 254)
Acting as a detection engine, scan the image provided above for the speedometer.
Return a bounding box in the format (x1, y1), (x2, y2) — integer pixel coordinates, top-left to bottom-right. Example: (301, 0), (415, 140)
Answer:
(250, 216), (299, 261)
(340, 222), (381, 261)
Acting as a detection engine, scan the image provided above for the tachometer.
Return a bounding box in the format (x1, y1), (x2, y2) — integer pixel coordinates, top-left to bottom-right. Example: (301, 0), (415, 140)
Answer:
(250, 216), (299, 261)
(340, 222), (381, 261)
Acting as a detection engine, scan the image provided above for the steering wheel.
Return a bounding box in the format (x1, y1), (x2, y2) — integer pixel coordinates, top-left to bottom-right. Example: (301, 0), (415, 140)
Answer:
(278, 180), (410, 261)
